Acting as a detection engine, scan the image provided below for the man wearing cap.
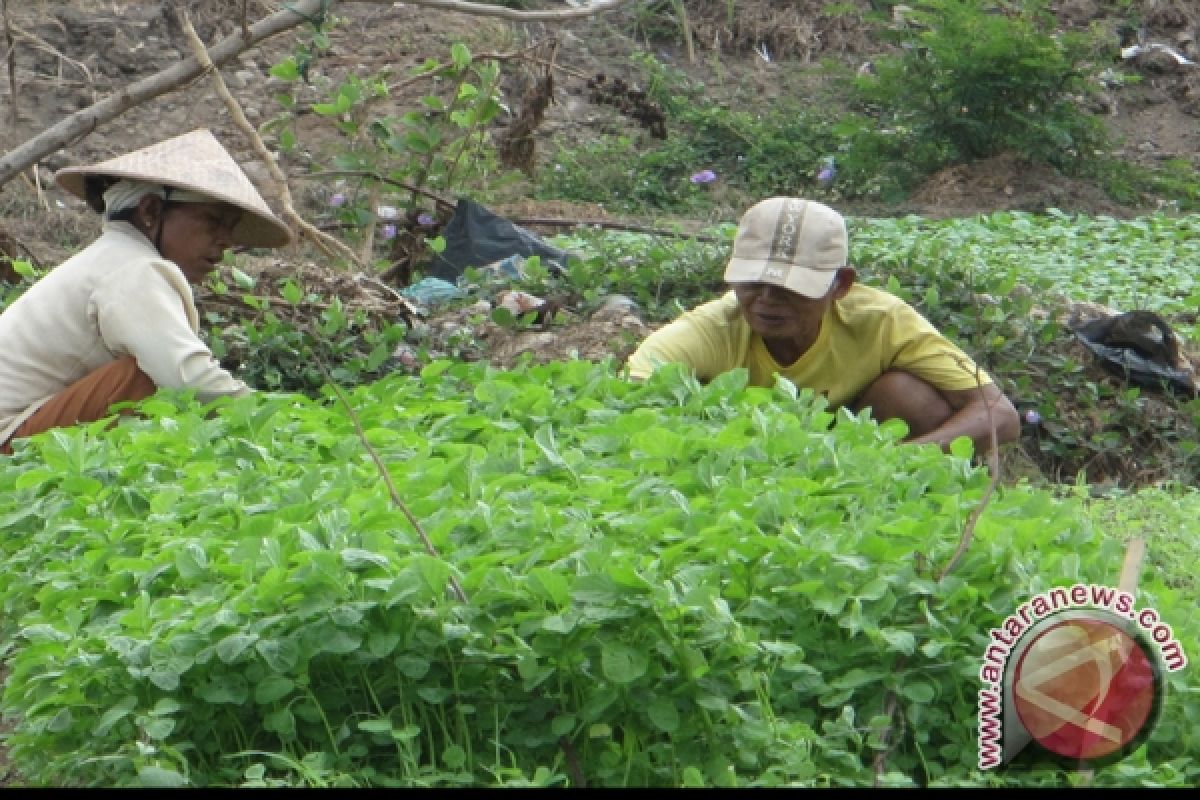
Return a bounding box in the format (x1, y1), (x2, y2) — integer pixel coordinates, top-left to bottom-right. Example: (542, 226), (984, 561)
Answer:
(0, 129), (291, 454)
(627, 197), (1019, 453)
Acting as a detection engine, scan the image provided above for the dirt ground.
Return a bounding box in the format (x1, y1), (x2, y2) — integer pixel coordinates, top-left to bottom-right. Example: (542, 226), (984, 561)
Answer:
(0, 0), (1195, 353)
(0, 0), (1196, 253)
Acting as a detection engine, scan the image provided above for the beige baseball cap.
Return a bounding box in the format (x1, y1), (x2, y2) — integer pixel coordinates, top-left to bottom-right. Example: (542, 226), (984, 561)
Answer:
(55, 128), (292, 248)
(723, 197), (848, 298)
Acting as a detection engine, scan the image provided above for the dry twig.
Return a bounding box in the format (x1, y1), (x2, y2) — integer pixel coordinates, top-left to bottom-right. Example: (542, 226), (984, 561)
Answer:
(874, 360), (1002, 785)
(176, 8), (368, 270)
(315, 357), (469, 605)
(2, 0), (16, 126)
(0, 0), (329, 186)
(937, 359), (1001, 581)
(359, 0), (629, 22)
(0, 0), (631, 188)
(10, 23), (94, 88)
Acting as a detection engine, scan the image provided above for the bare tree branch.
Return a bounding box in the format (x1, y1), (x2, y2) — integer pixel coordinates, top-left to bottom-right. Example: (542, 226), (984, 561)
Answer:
(0, 0), (630, 188)
(0, 0), (329, 186)
(176, 8), (371, 271)
(316, 355), (469, 605)
(360, 0), (630, 22)
(1, 0), (15, 127)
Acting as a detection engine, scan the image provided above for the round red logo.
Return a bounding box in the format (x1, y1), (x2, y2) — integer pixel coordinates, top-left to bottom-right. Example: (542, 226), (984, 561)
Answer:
(1012, 617), (1158, 761)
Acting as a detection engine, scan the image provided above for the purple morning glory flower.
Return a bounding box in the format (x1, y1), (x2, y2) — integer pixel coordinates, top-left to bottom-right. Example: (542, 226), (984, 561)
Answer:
(1024, 409), (1042, 425)
(689, 169), (717, 185)
(417, 213), (435, 227)
(330, 192), (346, 207)
(381, 223), (397, 240)
(816, 156), (837, 186)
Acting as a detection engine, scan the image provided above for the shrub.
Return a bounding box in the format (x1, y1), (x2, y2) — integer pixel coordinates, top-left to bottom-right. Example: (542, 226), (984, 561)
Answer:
(852, 0), (1111, 171)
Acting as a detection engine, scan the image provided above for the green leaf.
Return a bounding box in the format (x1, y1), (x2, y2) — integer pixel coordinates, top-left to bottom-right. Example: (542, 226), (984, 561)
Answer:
(231, 267), (257, 290)
(280, 280), (303, 305)
(255, 638), (299, 673)
(150, 698), (182, 716)
(551, 714), (576, 737)
(358, 718), (393, 734)
(94, 696), (138, 737)
(490, 306), (516, 326)
(264, 708), (296, 737)
(880, 628), (916, 656)
(138, 766), (187, 788)
(646, 697), (680, 733)
(949, 436), (974, 459)
(527, 568), (570, 608)
(197, 675), (249, 705)
(341, 548), (391, 570)
(832, 667), (885, 690)
(600, 641), (647, 684)
(533, 425), (567, 468)
(141, 717), (176, 741)
(254, 675), (295, 705)
(450, 42), (471, 69)
(901, 681), (936, 704)
(442, 744), (467, 769)
(216, 632), (259, 664)
(269, 58), (300, 81)
(14, 468), (54, 490)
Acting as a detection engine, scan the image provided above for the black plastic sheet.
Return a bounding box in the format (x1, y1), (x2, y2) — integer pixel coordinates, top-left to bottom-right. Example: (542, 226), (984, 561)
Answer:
(426, 198), (569, 282)
(1073, 310), (1197, 395)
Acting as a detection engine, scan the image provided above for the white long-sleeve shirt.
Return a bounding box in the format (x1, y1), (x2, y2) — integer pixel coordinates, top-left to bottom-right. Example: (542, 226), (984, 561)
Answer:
(0, 220), (248, 442)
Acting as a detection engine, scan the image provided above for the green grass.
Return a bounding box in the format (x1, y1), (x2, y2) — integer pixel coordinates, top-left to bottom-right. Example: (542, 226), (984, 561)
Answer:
(1081, 484), (1200, 596)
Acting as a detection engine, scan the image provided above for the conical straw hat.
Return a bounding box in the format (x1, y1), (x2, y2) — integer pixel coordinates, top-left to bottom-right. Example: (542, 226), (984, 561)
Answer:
(55, 128), (292, 248)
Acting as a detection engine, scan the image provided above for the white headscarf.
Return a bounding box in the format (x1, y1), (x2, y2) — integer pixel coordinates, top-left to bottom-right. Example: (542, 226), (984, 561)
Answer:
(102, 179), (219, 218)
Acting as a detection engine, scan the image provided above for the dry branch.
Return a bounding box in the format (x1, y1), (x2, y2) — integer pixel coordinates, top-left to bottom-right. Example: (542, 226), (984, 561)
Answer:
(10, 23), (94, 87)
(316, 356), (469, 605)
(0, 0), (631, 188)
(0, 0), (329, 186)
(509, 216), (723, 242)
(1, 0), (16, 127)
(175, 9), (367, 267)
(178, 8), (424, 321)
(357, 0), (630, 21)
(874, 360), (1002, 784)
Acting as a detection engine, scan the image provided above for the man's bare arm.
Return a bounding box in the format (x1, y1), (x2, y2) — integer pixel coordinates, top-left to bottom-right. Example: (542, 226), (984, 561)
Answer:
(907, 383), (1020, 454)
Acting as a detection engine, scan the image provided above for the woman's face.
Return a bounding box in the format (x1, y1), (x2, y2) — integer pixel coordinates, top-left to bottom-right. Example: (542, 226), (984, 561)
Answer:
(139, 197), (240, 283)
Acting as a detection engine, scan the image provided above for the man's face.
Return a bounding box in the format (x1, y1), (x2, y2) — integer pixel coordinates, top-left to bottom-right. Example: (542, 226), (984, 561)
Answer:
(732, 279), (839, 342)
(156, 202), (240, 283)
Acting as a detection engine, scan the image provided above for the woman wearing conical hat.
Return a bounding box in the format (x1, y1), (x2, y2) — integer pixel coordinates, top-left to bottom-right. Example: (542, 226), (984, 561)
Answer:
(0, 129), (291, 454)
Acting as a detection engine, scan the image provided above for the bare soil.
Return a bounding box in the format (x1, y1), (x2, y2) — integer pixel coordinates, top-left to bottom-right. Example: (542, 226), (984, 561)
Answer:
(0, 0), (1196, 260)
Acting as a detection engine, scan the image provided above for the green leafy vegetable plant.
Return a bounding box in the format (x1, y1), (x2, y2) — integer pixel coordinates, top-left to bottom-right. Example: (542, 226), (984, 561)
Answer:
(2, 360), (1195, 787)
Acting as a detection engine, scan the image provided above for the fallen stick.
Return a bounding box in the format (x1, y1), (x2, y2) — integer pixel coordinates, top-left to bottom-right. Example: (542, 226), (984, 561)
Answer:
(0, 0), (329, 186)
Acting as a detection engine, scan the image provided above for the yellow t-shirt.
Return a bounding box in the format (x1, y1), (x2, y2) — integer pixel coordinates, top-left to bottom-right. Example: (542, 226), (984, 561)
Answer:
(626, 285), (991, 407)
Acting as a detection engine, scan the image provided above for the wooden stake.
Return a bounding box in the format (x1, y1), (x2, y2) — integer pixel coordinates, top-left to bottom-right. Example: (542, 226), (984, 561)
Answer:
(1078, 536), (1146, 782)
(1116, 537), (1146, 596)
